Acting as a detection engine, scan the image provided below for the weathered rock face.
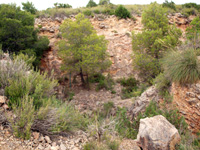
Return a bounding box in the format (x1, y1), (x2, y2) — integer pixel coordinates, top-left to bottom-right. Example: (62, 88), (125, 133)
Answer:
(129, 86), (159, 118)
(171, 82), (200, 133)
(35, 13), (194, 80)
(35, 15), (142, 79)
(137, 115), (181, 150)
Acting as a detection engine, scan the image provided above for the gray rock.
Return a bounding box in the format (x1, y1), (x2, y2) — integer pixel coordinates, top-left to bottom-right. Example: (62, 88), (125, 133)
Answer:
(60, 143), (66, 150)
(137, 115), (181, 150)
(45, 136), (52, 144)
(130, 86), (158, 118)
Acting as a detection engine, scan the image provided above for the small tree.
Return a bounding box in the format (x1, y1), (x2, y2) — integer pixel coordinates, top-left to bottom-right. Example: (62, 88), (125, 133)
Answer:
(58, 13), (111, 85)
(132, 2), (182, 83)
(186, 17), (200, 49)
(99, 0), (110, 5)
(115, 5), (131, 19)
(87, 0), (97, 8)
(162, 0), (176, 11)
(22, 1), (37, 14)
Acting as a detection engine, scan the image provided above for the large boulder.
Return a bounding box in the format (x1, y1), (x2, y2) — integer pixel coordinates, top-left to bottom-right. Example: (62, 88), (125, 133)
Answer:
(137, 115), (181, 150)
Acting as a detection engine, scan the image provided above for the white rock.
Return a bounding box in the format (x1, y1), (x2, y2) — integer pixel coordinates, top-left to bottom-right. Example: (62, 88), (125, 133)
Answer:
(137, 115), (181, 150)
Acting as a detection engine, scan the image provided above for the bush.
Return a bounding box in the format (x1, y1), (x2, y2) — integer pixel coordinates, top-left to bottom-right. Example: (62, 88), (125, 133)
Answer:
(5, 70), (57, 108)
(115, 107), (137, 139)
(87, 0), (98, 8)
(182, 3), (200, 10)
(162, 0), (176, 11)
(161, 49), (200, 84)
(132, 2), (181, 83)
(9, 96), (35, 140)
(154, 73), (171, 96)
(182, 7), (198, 16)
(115, 5), (131, 19)
(102, 7), (115, 15)
(119, 77), (146, 99)
(96, 75), (115, 91)
(83, 10), (93, 16)
(99, 0), (110, 5)
(120, 77), (138, 87)
(22, 1), (37, 14)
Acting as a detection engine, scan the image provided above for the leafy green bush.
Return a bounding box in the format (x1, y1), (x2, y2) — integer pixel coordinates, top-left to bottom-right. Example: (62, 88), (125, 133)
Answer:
(115, 5), (131, 19)
(115, 107), (137, 139)
(186, 17), (200, 49)
(102, 7), (115, 15)
(54, 3), (72, 8)
(10, 96), (35, 140)
(162, 0), (176, 10)
(161, 49), (200, 84)
(96, 75), (115, 91)
(22, 1), (37, 14)
(5, 70), (57, 108)
(132, 2), (181, 83)
(120, 77), (138, 87)
(99, 0), (110, 5)
(182, 7), (198, 16)
(119, 77), (145, 99)
(94, 9), (100, 14)
(87, 0), (98, 8)
(83, 9), (93, 16)
(89, 73), (106, 83)
(182, 3), (200, 10)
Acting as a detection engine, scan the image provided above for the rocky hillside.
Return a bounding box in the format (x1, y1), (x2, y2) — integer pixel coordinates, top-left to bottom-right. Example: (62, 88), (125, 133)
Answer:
(35, 13), (195, 80)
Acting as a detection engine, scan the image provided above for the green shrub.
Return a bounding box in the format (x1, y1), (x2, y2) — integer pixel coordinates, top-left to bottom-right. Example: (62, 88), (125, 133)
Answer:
(89, 73), (105, 83)
(119, 77), (145, 99)
(83, 142), (97, 150)
(6, 70), (57, 109)
(115, 5), (131, 19)
(161, 49), (200, 84)
(107, 140), (120, 150)
(99, 0), (110, 5)
(22, 1), (37, 14)
(162, 0), (176, 10)
(10, 96), (35, 140)
(132, 3), (181, 83)
(120, 77), (138, 87)
(102, 7), (115, 15)
(87, 0), (98, 8)
(115, 107), (137, 139)
(83, 9), (93, 16)
(182, 7), (198, 16)
(154, 73), (171, 96)
(94, 9), (100, 14)
(182, 3), (200, 10)
(96, 75), (115, 91)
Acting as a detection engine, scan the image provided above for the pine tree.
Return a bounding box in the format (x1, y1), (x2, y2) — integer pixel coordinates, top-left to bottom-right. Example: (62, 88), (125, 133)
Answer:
(58, 13), (111, 85)
(132, 2), (182, 83)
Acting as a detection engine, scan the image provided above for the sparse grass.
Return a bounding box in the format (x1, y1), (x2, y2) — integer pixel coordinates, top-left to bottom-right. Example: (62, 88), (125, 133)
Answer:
(161, 49), (200, 85)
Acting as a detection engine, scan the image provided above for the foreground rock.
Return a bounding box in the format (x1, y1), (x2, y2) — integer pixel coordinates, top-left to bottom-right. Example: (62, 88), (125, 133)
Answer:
(137, 115), (181, 150)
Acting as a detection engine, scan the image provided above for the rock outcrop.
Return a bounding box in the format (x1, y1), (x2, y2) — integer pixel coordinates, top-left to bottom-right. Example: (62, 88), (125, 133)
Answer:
(172, 82), (200, 133)
(129, 86), (159, 118)
(137, 115), (181, 150)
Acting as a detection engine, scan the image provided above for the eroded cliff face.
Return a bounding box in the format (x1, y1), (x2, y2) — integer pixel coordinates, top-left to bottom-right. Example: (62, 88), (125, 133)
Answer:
(35, 15), (143, 79)
(35, 13), (194, 79)
(172, 83), (200, 133)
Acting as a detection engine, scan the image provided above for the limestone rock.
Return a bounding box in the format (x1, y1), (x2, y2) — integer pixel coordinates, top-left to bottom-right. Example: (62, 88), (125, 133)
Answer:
(45, 136), (52, 144)
(0, 96), (6, 104)
(137, 115), (181, 150)
(129, 86), (158, 118)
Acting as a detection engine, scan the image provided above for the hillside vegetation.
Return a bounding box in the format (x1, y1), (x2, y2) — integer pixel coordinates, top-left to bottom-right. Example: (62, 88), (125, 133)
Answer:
(0, 0), (200, 150)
